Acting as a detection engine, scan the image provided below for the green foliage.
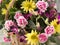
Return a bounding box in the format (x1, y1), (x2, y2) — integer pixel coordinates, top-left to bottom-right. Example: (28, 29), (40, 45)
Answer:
(26, 20), (36, 32)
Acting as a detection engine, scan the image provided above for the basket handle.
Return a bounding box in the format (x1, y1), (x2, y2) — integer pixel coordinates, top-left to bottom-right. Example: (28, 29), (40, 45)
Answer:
(5, 0), (16, 20)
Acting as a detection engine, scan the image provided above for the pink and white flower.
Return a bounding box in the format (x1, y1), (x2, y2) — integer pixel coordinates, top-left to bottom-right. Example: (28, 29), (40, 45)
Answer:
(38, 33), (48, 43)
(44, 25), (55, 37)
(3, 37), (11, 42)
(16, 16), (28, 28)
(4, 20), (14, 30)
(36, 1), (48, 12)
(14, 11), (22, 20)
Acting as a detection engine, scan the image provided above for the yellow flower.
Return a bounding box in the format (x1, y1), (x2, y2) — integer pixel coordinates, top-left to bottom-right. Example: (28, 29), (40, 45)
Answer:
(50, 19), (60, 33)
(25, 30), (39, 45)
(56, 24), (60, 33)
(50, 19), (58, 29)
(2, 8), (7, 15)
(21, 0), (36, 12)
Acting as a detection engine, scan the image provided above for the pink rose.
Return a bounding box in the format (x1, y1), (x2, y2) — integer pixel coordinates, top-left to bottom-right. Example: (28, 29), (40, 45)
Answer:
(44, 26), (55, 37)
(38, 33), (48, 43)
(14, 11), (22, 20)
(3, 37), (11, 42)
(16, 16), (28, 28)
(0, 0), (2, 4)
(36, 1), (48, 12)
(4, 20), (14, 30)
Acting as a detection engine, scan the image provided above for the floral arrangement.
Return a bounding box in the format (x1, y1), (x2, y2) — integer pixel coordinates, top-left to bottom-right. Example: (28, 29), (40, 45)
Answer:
(0, 0), (60, 45)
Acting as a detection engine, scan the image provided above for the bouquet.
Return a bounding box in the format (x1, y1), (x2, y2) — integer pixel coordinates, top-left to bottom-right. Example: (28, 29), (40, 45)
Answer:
(0, 0), (60, 45)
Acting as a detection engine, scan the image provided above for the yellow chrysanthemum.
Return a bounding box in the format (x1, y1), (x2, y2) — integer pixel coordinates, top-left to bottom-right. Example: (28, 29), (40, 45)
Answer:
(25, 30), (39, 45)
(21, 0), (36, 12)
(56, 24), (60, 33)
(50, 19), (60, 33)
(2, 8), (7, 15)
(50, 19), (58, 29)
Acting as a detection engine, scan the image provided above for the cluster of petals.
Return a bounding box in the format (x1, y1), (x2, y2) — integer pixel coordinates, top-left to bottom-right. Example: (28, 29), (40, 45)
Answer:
(38, 33), (48, 43)
(3, 37), (11, 42)
(16, 16), (28, 28)
(14, 11), (22, 20)
(4, 20), (14, 30)
(38, 25), (55, 43)
(44, 25), (55, 37)
(36, 1), (48, 12)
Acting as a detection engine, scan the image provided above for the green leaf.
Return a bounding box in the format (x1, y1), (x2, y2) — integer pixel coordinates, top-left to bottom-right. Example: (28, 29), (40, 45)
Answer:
(38, 18), (47, 30)
(49, 36), (56, 43)
(28, 20), (36, 30)
(55, 36), (60, 45)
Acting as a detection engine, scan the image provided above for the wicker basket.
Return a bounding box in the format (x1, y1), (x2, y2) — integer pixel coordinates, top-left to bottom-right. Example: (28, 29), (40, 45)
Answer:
(9, 32), (28, 45)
